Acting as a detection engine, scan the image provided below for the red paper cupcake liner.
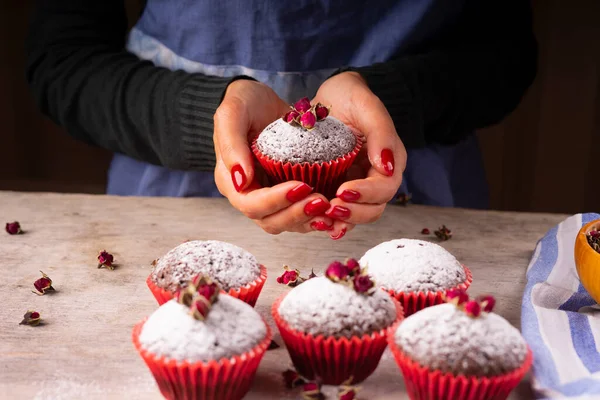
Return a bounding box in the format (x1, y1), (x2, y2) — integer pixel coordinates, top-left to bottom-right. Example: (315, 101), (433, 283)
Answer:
(251, 133), (363, 199)
(385, 265), (473, 317)
(271, 294), (404, 385)
(146, 265), (267, 307)
(387, 320), (533, 400)
(132, 316), (272, 400)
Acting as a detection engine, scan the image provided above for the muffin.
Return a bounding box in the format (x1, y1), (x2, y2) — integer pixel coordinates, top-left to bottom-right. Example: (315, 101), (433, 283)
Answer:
(272, 259), (402, 385)
(147, 240), (267, 307)
(133, 275), (271, 400)
(251, 97), (362, 199)
(388, 291), (532, 400)
(359, 238), (472, 316)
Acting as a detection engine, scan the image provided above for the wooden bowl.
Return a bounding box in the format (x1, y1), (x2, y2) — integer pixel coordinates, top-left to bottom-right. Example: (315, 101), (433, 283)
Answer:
(575, 219), (600, 304)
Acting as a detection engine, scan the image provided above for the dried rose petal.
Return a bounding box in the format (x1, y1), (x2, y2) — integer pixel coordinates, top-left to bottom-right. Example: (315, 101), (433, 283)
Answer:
(434, 225), (452, 241)
(300, 111), (317, 130)
(293, 97), (312, 114)
(282, 369), (305, 388)
(395, 193), (411, 206)
(97, 250), (114, 269)
(465, 300), (481, 317)
(345, 258), (360, 276)
(32, 271), (55, 296)
(353, 274), (375, 295)
(5, 221), (22, 235)
(325, 261), (349, 282)
(308, 269), (317, 279)
(338, 387), (359, 400)
(20, 310), (41, 326)
(284, 110), (300, 124)
(302, 382), (324, 400)
(477, 295), (496, 313)
(445, 288), (469, 306)
(421, 228), (430, 235)
(315, 104), (330, 121)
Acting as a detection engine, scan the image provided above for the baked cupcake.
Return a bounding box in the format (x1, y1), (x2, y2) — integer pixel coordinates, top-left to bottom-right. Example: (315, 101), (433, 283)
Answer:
(272, 259), (403, 385)
(359, 238), (472, 316)
(147, 240), (267, 307)
(251, 97), (362, 199)
(388, 290), (532, 400)
(133, 275), (271, 400)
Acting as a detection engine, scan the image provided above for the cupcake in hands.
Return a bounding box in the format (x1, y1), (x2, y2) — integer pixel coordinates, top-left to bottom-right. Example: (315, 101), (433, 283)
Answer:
(359, 239), (472, 316)
(133, 275), (272, 400)
(272, 258), (403, 385)
(388, 290), (532, 400)
(147, 240), (267, 307)
(252, 97), (362, 199)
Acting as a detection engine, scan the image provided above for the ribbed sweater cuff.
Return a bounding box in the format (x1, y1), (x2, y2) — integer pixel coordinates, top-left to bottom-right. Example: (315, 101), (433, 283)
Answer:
(176, 74), (256, 171)
(333, 63), (426, 149)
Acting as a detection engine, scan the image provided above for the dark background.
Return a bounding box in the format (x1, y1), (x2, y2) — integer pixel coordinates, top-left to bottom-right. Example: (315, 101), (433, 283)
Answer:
(1, 0), (598, 214)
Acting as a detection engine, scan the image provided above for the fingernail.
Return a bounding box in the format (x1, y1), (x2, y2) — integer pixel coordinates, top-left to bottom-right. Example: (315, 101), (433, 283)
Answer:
(231, 164), (247, 192)
(330, 228), (347, 240)
(304, 198), (330, 216)
(381, 149), (394, 177)
(338, 190), (361, 202)
(326, 205), (351, 219)
(311, 221), (334, 231)
(286, 183), (313, 203)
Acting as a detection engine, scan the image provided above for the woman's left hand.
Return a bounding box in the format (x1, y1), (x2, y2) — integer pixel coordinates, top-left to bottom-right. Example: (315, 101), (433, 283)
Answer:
(312, 71), (407, 240)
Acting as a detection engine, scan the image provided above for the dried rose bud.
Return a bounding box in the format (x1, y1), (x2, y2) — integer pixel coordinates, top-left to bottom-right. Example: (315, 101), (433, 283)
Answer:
(268, 339), (280, 350)
(353, 274), (375, 295)
(465, 300), (481, 318)
(395, 193), (411, 206)
(190, 297), (211, 320)
(5, 221), (22, 235)
(293, 97), (312, 114)
(32, 271), (55, 296)
(20, 310), (41, 326)
(315, 104), (330, 121)
(308, 269), (317, 279)
(338, 387), (359, 400)
(193, 275), (220, 303)
(445, 288), (469, 306)
(283, 110), (300, 124)
(175, 286), (195, 307)
(302, 382), (324, 400)
(276, 266), (303, 286)
(97, 250), (114, 269)
(477, 295), (496, 313)
(282, 369), (305, 388)
(434, 225), (452, 241)
(325, 261), (349, 282)
(300, 111), (317, 130)
(421, 228), (430, 235)
(345, 258), (360, 276)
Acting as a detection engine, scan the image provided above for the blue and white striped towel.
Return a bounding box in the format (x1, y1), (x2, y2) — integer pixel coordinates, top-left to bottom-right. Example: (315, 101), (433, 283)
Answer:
(522, 212), (600, 399)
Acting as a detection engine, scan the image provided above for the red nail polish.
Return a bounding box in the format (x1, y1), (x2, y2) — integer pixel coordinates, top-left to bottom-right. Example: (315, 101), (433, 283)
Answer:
(338, 190), (361, 202)
(231, 164), (247, 192)
(381, 149), (394, 177)
(311, 221), (334, 231)
(304, 198), (330, 216)
(330, 228), (347, 240)
(286, 183), (313, 203)
(326, 205), (351, 219)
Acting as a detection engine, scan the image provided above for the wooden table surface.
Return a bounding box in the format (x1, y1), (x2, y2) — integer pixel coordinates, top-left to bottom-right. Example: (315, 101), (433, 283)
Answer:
(0, 191), (568, 400)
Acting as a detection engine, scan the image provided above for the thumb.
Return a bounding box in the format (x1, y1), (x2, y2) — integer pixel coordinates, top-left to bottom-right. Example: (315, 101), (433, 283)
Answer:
(213, 98), (255, 192)
(350, 94), (402, 177)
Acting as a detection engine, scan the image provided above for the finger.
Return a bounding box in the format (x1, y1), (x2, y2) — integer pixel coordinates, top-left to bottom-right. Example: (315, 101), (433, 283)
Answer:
(213, 97), (255, 192)
(255, 195), (333, 235)
(335, 167), (402, 205)
(215, 161), (316, 219)
(325, 197), (386, 225)
(347, 91), (407, 178)
(328, 220), (355, 241)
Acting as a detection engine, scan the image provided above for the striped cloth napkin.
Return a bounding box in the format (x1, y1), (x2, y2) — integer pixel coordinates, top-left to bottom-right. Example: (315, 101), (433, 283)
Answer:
(522, 212), (600, 399)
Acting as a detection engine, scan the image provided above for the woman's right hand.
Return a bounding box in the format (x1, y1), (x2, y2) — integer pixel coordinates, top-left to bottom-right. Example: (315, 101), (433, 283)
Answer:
(213, 79), (334, 234)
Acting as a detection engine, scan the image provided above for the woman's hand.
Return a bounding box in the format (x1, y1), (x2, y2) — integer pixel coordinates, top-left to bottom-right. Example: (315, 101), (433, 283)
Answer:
(214, 79), (334, 234)
(312, 72), (407, 240)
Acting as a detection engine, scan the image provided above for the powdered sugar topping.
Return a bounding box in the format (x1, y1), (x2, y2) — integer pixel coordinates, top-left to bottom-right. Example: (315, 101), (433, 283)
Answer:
(256, 116), (356, 163)
(359, 239), (466, 292)
(139, 296), (267, 362)
(278, 276), (397, 338)
(151, 240), (260, 292)
(395, 303), (528, 376)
